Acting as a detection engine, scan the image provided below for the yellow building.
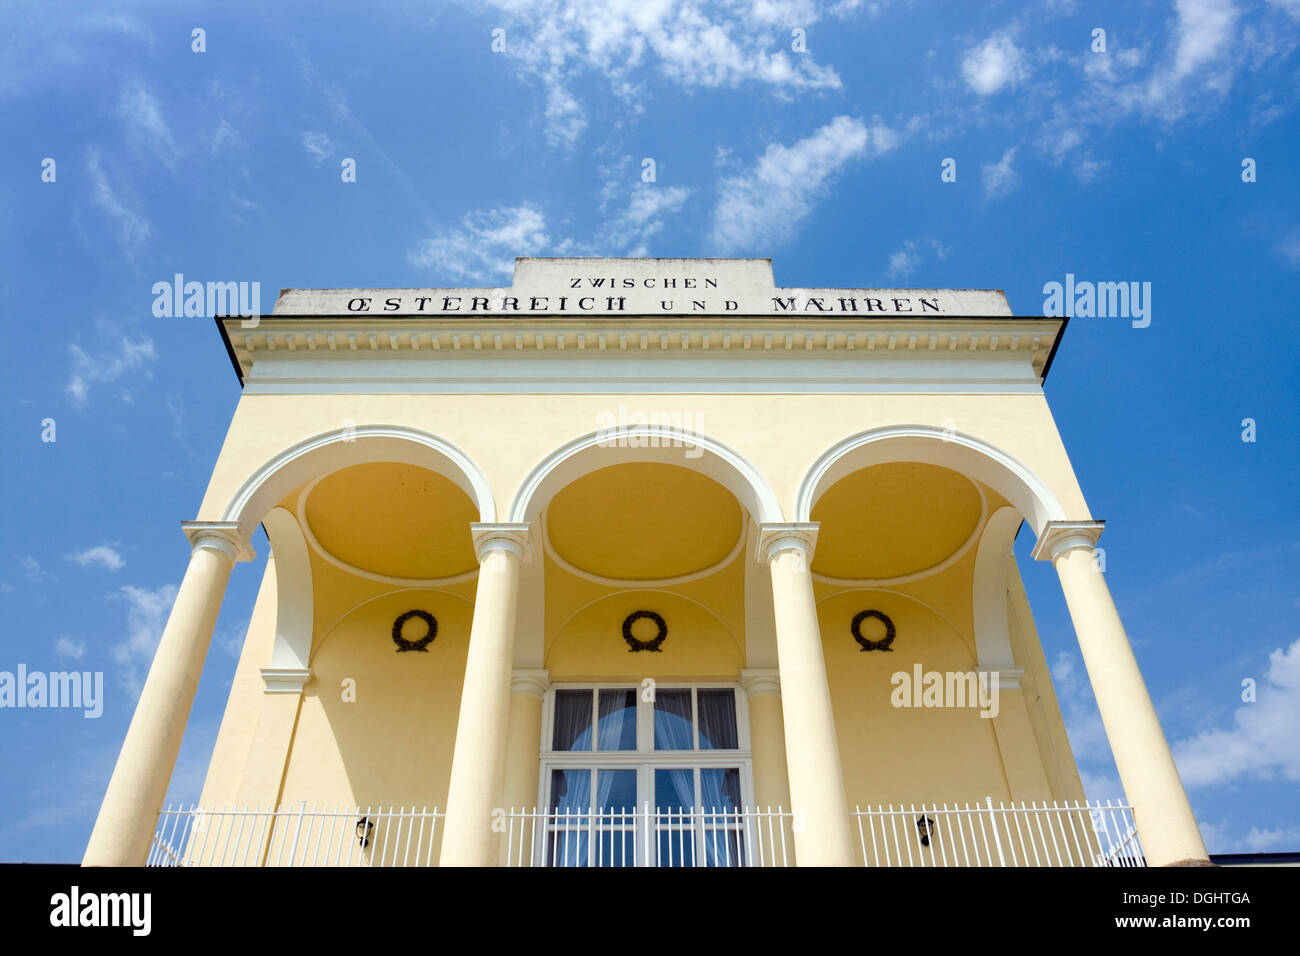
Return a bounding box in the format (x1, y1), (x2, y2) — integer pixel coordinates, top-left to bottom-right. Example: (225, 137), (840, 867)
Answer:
(84, 258), (1209, 867)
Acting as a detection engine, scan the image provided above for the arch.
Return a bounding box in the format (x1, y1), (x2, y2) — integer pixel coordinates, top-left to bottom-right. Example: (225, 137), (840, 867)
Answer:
(222, 425), (496, 540)
(795, 425), (1069, 536)
(262, 507), (314, 673)
(508, 426), (783, 525)
(971, 506), (1023, 670)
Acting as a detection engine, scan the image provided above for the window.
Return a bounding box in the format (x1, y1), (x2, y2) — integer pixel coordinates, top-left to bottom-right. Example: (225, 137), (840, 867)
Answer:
(539, 683), (752, 866)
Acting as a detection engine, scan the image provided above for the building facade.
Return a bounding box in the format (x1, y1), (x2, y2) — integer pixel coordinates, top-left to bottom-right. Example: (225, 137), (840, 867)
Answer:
(83, 258), (1210, 867)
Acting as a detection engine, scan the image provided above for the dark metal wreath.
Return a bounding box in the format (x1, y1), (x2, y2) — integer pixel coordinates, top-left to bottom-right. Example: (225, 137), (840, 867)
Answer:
(622, 610), (667, 653)
(851, 609), (895, 652)
(392, 610), (438, 653)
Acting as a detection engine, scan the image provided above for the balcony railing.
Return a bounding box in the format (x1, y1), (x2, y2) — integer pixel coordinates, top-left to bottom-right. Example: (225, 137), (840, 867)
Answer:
(148, 798), (1144, 867)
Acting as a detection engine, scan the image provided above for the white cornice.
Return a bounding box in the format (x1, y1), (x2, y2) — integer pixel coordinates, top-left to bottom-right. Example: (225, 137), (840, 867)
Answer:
(222, 318), (1061, 385)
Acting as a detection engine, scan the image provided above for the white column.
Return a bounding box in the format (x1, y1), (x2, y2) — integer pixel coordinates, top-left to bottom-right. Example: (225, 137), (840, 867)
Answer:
(1034, 521), (1210, 866)
(84, 521), (251, 866)
(759, 523), (854, 866)
(440, 523), (531, 866)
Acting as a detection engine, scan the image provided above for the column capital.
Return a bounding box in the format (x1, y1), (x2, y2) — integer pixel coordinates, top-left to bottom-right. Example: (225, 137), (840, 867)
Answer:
(470, 522), (532, 563)
(1031, 520), (1104, 562)
(260, 667), (312, 694)
(757, 522), (819, 564)
(739, 668), (781, 697)
(181, 521), (255, 562)
(510, 668), (550, 698)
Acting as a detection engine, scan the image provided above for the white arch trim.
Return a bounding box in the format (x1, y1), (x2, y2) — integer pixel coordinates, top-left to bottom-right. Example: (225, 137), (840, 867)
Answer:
(261, 507), (314, 675)
(221, 424), (496, 539)
(508, 426), (784, 525)
(971, 506), (1023, 671)
(796, 424), (1069, 535)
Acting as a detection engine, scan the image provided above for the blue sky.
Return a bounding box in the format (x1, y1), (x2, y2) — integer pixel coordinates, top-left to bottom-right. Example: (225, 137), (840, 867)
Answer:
(1, 0), (1297, 863)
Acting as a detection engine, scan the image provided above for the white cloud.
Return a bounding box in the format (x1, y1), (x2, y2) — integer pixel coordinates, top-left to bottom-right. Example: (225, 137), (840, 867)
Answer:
(66, 336), (157, 408)
(475, 0), (843, 146)
(1173, 637), (1300, 787)
(1277, 233), (1300, 267)
(409, 204), (551, 281)
(86, 149), (150, 255)
(118, 82), (180, 168)
(301, 131), (334, 165)
(67, 545), (125, 571)
(111, 584), (179, 697)
(1112, 0), (1242, 121)
(597, 182), (691, 255)
(885, 238), (949, 280)
(21, 556), (46, 585)
(54, 637), (85, 660)
(711, 115), (899, 253)
(962, 33), (1027, 95)
(981, 147), (1019, 199)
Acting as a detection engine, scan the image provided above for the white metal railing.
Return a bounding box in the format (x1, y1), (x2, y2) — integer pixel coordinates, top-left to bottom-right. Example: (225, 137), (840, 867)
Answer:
(148, 798), (1143, 867)
(852, 798), (1145, 867)
(148, 804), (445, 867)
(500, 805), (796, 867)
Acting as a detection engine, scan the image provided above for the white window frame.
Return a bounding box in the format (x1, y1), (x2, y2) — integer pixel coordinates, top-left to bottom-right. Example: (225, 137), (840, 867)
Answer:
(536, 681), (755, 866)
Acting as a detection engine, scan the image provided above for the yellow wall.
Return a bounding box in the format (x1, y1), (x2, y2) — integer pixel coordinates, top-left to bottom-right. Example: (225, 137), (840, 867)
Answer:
(195, 390), (1088, 831)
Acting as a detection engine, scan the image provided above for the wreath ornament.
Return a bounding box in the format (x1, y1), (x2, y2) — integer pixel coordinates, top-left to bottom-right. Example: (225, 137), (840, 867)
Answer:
(392, 610), (438, 653)
(851, 609), (896, 652)
(622, 610), (668, 653)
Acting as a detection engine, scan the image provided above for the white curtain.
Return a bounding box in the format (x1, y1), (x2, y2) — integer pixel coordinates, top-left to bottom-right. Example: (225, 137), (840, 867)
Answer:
(597, 689), (635, 750)
(654, 690), (694, 749)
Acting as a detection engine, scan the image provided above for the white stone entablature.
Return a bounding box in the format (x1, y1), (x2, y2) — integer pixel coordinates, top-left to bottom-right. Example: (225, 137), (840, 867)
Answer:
(220, 258), (1064, 392)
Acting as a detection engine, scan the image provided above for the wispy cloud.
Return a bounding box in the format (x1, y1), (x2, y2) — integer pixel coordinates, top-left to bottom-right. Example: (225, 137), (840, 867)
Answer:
(981, 147), (1019, 199)
(885, 238), (949, 280)
(711, 115), (903, 253)
(66, 545), (125, 572)
(54, 637), (86, 660)
(118, 81), (180, 169)
(110, 583), (179, 697)
(473, 0), (843, 146)
(85, 149), (150, 256)
(301, 130), (334, 165)
(409, 204), (552, 282)
(596, 182), (691, 255)
(66, 336), (157, 408)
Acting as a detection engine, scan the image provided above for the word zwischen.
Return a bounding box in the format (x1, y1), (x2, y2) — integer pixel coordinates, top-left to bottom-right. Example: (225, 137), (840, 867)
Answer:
(0, 665), (103, 718)
(1041, 274), (1151, 328)
(890, 665), (1000, 718)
